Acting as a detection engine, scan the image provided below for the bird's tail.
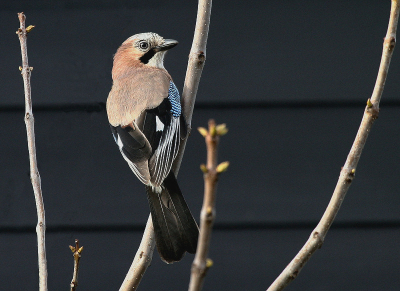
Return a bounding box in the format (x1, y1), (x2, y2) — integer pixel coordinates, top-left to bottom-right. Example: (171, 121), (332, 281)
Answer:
(145, 171), (199, 263)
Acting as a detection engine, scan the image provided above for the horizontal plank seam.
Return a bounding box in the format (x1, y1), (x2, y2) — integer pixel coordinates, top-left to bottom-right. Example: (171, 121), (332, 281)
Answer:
(1, 100), (400, 112)
(0, 221), (399, 233)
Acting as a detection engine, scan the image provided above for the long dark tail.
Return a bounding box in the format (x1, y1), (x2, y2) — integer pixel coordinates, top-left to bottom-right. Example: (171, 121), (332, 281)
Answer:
(145, 171), (199, 263)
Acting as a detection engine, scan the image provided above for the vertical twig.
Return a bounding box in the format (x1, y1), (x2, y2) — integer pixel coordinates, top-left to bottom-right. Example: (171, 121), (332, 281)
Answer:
(267, 1), (400, 290)
(188, 121), (229, 291)
(119, 2), (212, 289)
(16, 12), (48, 291)
(69, 239), (83, 291)
(173, 0), (213, 172)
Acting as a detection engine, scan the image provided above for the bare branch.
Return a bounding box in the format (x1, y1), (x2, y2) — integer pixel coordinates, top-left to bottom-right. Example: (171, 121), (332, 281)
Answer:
(16, 12), (48, 291)
(189, 120), (228, 291)
(267, 1), (400, 290)
(173, 0), (213, 173)
(119, 1), (213, 289)
(119, 216), (155, 291)
(69, 239), (83, 291)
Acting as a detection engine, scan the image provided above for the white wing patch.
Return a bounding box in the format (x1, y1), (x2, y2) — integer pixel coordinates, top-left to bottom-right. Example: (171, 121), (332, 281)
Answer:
(156, 116), (165, 132)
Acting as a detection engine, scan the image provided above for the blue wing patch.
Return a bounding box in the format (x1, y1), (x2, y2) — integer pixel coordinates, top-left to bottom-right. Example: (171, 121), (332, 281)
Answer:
(168, 81), (181, 118)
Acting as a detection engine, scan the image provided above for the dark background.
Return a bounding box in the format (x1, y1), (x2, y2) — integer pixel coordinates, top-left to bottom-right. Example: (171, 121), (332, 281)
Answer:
(1, 1), (400, 290)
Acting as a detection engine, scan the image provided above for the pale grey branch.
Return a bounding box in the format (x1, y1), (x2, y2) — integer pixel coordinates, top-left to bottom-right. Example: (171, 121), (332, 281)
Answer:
(267, 1), (400, 290)
(188, 120), (228, 291)
(119, 1), (212, 290)
(17, 12), (48, 291)
(119, 216), (155, 291)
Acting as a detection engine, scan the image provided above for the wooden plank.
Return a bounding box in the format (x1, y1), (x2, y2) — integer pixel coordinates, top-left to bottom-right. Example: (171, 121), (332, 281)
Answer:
(0, 108), (399, 226)
(1, 1), (399, 105)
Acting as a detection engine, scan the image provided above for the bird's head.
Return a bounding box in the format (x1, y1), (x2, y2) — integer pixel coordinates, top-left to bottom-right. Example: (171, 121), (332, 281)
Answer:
(113, 32), (178, 76)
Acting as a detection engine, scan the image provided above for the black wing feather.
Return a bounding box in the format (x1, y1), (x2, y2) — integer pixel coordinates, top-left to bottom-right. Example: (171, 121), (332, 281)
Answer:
(111, 125), (152, 163)
(142, 111), (162, 155)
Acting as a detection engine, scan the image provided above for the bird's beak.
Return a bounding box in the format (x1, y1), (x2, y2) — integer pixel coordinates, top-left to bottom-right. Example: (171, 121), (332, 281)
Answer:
(153, 39), (178, 52)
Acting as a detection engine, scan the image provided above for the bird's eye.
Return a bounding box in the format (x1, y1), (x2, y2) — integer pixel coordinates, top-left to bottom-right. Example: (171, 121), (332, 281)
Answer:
(138, 41), (149, 50)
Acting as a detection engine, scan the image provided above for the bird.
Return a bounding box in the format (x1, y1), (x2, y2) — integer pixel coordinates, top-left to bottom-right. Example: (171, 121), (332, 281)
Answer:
(106, 32), (199, 263)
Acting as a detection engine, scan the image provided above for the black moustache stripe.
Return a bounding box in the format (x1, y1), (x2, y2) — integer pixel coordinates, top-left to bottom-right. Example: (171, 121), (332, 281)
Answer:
(139, 49), (156, 64)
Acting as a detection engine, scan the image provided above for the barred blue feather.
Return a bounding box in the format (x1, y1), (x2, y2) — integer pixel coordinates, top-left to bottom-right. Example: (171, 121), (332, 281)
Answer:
(168, 81), (181, 117)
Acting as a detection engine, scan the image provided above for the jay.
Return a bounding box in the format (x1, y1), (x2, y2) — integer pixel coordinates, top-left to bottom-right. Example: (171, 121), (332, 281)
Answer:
(106, 32), (199, 263)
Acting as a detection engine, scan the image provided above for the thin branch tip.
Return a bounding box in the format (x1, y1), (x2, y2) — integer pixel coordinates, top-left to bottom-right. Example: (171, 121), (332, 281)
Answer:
(18, 12), (26, 22)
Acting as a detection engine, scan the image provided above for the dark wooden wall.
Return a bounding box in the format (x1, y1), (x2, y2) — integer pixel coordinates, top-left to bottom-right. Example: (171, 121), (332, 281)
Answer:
(1, 1), (400, 290)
